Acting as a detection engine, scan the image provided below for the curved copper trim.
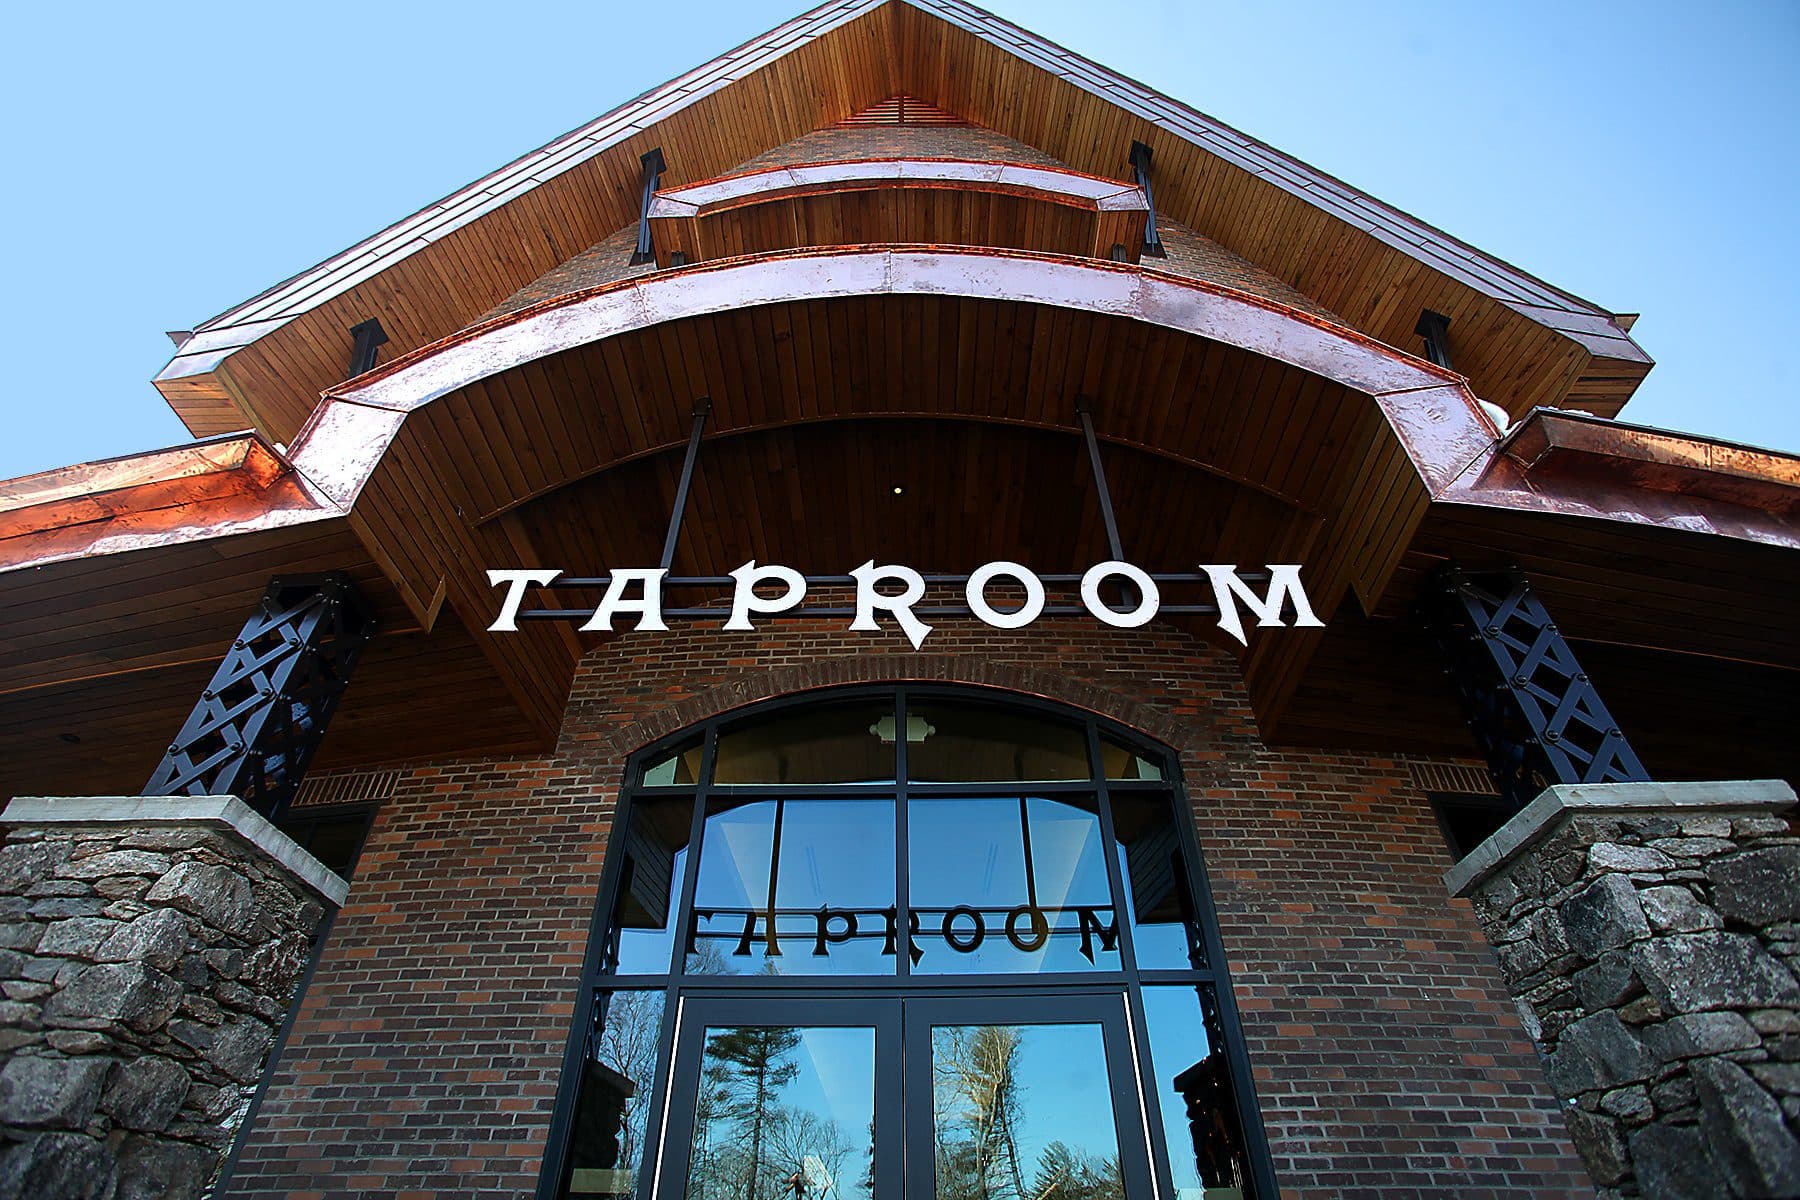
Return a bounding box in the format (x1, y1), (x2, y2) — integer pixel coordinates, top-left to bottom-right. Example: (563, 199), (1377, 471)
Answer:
(312, 245), (1493, 509)
(647, 158), (1148, 219)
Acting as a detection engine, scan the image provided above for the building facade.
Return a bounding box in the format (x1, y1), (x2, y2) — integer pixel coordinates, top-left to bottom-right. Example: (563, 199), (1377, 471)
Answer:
(2, 3), (1797, 1198)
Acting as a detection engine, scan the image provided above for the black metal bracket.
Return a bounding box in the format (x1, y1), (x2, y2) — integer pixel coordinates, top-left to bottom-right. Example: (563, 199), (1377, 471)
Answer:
(659, 399), (712, 572)
(145, 573), (377, 823)
(630, 147), (667, 266)
(348, 318), (389, 378)
(1075, 398), (1125, 562)
(1419, 567), (1648, 813)
(1414, 309), (1452, 370)
(1129, 141), (1166, 259)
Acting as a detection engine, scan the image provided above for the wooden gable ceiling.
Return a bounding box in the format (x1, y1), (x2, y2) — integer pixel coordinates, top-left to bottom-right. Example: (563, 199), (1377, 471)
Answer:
(153, 0), (1647, 448)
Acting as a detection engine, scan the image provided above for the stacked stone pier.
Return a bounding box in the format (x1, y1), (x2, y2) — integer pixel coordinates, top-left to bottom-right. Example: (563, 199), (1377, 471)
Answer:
(1450, 780), (1800, 1198)
(0, 796), (344, 1199)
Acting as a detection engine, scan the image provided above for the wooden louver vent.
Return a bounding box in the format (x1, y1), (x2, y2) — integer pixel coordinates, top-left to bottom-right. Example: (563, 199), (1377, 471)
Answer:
(836, 94), (968, 127)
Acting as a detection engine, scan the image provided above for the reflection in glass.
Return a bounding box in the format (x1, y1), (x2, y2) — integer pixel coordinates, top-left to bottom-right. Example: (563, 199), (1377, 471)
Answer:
(562, 990), (665, 1198)
(605, 796), (694, 975)
(1109, 794), (1208, 970)
(931, 1023), (1123, 1199)
(1100, 736), (1165, 781)
(1141, 986), (1252, 1199)
(641, 737), (704, 786)
(689, 799), (897, 975)
(910, 797), (1118, 974)
(689, 1025), (875, 1200)
(713, 703), (897, 785)
(907, 702), (1089, 782)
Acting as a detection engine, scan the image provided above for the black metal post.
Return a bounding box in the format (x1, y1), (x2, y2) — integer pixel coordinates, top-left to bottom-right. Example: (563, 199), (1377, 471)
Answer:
(631, 147), (667, 266)
(1414, 309), (1453, 370)
(348, 318), (389, 378)
(1129, 141), (1165, 258)
(1420, 566), (1649, 813)
(659, 399), (712, 573)
(145, 573), (377, 823)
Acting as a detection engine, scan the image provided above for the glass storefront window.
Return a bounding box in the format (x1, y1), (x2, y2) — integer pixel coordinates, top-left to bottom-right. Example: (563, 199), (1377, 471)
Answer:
(640, 736), (704, 786)
(687, 1024), (876, 1199)
(552, 687), (1270, 1199)
(1100, 734), (1166, 781)
(688, 797), (897, 976)
(909, 795), (1119, 974)
(1110, 792), (1209, 971)
(713, 702), (896, 785)
(1140, 985), (1255, 1198)
(907, 701), (1089, 782)
(929, 1021), (1125, 1199)
(604, 795), (693, 975)
(560, 990), (665, 1199)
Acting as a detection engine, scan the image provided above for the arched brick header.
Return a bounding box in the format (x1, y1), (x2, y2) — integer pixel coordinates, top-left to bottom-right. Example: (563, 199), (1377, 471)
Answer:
(572, 651), (1215, 765)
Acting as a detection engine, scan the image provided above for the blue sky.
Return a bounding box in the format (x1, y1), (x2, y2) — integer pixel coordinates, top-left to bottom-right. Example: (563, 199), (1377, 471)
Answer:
(2, 0), (1795, 481)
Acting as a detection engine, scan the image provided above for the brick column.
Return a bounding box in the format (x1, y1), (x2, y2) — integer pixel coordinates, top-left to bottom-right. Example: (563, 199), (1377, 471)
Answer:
(1448, 780), (1800, 1198)
(0, 796), (346, 1200)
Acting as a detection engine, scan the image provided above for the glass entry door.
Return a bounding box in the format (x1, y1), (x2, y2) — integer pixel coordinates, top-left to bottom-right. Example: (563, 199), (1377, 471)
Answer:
(652, 992), (1149, 1199)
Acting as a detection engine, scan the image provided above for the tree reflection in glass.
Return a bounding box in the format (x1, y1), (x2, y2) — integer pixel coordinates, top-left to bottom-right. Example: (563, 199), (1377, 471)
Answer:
(561, 990), (664, 1199)
(930, 1023), (1123, 1200)
(688, 1024), (875, 1200)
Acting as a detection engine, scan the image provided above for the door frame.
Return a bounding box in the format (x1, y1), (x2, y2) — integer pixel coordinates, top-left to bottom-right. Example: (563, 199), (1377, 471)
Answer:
(648, 987), (1154, 1199)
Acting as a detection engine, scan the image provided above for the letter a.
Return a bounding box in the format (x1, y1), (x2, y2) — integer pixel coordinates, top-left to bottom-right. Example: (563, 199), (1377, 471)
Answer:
(581, 568), (669, 632)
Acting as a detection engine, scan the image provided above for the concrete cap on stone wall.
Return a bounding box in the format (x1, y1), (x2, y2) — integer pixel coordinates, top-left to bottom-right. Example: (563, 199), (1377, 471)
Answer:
(1445, 779), (1796, 899)
(0, 794), (349, 906)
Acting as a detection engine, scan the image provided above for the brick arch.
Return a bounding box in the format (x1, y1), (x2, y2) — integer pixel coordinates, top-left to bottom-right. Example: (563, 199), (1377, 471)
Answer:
(586, 652), (1214, 765)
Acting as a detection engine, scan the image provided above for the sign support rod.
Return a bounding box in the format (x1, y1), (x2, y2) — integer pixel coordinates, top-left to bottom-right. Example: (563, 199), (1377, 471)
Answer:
(1076, 397), (1126, 562)
(659, 398), (712, 573)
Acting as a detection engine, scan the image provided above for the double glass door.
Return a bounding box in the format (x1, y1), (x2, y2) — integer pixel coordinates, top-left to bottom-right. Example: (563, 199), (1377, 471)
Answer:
(655, 991), (1151, 1199)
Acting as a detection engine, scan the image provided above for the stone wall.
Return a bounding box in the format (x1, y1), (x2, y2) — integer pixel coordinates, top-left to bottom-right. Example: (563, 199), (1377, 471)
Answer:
(0, 797), (345, 1200)
(1449, 780), (1800, 1198)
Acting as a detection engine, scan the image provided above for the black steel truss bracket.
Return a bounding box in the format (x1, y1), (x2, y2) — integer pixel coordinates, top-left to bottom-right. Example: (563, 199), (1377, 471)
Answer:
(1129, 141), (1166, 258)
(145, 573), (378, 823)
(630, 147), (667, 266)
(1419, 566), (1649, 813)
(1414, 309), (1452, 370)
(348, 318), (389, 378)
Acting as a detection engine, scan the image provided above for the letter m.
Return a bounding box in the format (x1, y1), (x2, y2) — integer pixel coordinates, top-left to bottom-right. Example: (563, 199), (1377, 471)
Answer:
(1200, 565), (1324, 646)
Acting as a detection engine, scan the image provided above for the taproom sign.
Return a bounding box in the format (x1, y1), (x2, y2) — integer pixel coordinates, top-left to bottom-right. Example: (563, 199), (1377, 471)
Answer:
(487, 560), (1322, 648)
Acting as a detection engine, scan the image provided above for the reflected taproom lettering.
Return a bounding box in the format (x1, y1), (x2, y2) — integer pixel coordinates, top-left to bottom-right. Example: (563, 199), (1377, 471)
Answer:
(686, 902), (1121, 966)
(486, 559), (1323, 648)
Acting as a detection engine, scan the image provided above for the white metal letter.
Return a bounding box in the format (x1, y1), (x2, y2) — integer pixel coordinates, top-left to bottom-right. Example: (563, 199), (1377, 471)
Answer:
(1079, 562), (1160, 628)
(1201, 564), (1324, 646)
(580, 568), (670, 632)
(849, 561), (933, 649)
(486, 569), (561, 632)
(724, 561), (807, 631)
(965, 561), (1045, 630)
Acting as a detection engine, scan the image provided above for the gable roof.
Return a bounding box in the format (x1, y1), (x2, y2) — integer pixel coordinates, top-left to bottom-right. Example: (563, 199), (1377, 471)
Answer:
(155, 0), (1648, 441)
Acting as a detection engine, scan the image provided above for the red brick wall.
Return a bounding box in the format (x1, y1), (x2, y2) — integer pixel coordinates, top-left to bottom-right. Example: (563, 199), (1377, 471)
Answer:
(225, 619), (1590, 1198)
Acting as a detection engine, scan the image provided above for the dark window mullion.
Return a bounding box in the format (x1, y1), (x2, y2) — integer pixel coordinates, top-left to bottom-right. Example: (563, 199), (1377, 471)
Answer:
(895, 687), (912, 979)
(1089, 722), (1181, 1200)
